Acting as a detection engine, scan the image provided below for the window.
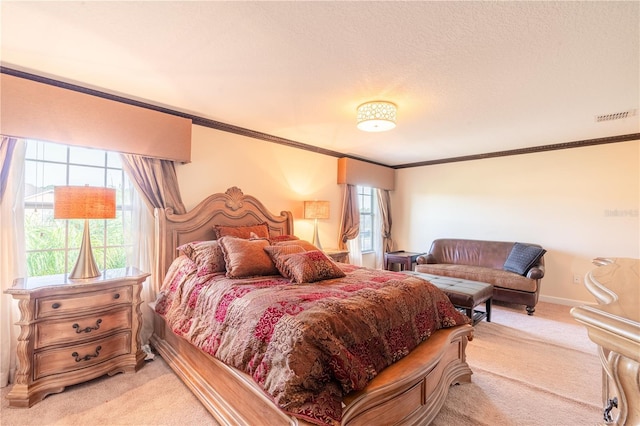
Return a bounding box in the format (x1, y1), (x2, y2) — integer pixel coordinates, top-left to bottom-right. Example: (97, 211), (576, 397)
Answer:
(357, 185), (374, 252)
(24, 140), (134, 277)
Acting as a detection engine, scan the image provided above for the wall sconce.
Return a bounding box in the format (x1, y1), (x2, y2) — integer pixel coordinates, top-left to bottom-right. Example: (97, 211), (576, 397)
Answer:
(54, 186), (116, 279)
(304, 200), (330, 250)
(356, 101), (397, 132)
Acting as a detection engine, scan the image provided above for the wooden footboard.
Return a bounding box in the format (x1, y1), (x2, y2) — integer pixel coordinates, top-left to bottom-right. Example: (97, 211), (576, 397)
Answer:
(150, 305), (473, 426)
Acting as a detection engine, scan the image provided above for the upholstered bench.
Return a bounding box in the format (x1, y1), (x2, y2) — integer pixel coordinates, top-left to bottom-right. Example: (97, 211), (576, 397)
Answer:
(404, 271), (493, 325)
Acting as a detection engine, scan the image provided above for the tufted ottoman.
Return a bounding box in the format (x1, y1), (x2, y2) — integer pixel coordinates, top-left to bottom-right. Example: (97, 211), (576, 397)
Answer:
(404, 271), (493, 325)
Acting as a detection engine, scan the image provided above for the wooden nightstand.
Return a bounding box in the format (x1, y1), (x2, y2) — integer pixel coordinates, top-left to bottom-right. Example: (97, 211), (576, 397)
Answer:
(324, 249), (349, 263)
(4, 267), (150, 408)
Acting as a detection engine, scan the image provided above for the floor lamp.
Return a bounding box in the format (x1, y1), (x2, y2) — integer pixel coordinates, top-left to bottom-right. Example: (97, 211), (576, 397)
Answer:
(304, 200), (330, 251)
(54, 186), (116, 280)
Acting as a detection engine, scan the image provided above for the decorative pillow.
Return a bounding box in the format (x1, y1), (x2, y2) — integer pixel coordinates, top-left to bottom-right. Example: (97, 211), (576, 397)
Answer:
(503, 243), (546, 276)
(213, 223), (270, 240)
(177, 240), (226, 275)
(269, 234), (300, 243)
(275, 239), (319, 252)
(273, 250), (346, 283)
(218, 236), (279, 278)
(263, 244), (306, 278)
(248, 231), (271, 241)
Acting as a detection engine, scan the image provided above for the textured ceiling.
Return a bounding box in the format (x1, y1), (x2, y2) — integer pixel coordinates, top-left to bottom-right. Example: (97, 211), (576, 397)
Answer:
(1, 1), (639, 166)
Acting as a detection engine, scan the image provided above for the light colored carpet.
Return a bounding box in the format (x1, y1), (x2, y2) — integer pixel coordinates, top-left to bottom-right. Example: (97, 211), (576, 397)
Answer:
(1, 301), (602, 426)
(431, 301), (601, 426)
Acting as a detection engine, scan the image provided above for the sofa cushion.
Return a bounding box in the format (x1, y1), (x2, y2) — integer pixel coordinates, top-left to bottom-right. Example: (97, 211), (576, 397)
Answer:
(503, 243), (547, 276)
(415, 263), (538, 293)
(428, 238), (516, 270)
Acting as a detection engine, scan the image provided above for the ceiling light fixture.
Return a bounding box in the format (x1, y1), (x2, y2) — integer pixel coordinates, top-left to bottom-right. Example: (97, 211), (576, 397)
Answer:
(356, 101), (397, 132)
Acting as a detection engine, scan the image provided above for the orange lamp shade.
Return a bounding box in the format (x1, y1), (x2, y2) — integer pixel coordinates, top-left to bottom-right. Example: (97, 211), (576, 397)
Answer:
(54, 186), (116, 219)
(304, 201), (330, 220)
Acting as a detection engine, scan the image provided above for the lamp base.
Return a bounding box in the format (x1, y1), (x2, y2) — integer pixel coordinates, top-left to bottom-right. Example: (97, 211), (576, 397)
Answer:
(68, 219), (102, 280)
(311, 218), (323, 251)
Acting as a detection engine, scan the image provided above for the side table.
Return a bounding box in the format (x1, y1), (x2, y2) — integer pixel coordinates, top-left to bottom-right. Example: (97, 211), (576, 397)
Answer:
(324, 249), (349, 263)
(4, 267), (150, 408)
(384, 251), (424, 271)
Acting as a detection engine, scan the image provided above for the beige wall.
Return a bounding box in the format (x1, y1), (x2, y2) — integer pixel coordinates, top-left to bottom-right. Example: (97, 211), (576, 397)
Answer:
(176, 126), (638, 305)
(175, 125), (345, 250)
(392, 140), (640, 305)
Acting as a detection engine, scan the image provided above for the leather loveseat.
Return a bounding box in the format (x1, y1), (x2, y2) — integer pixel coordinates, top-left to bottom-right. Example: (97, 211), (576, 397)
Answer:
(416, 238), (546, 315)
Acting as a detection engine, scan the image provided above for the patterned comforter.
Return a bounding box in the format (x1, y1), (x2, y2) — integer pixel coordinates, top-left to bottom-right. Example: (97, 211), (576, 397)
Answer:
(155, 256), (470, 426)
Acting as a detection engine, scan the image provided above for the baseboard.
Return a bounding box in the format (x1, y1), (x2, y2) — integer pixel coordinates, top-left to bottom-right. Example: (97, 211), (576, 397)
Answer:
(539, 294), (595, 307)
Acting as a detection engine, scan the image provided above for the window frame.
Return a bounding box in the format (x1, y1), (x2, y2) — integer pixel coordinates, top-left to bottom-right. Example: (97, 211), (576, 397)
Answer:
(23, 140), (133, 277)
(357, 185), (375, 253)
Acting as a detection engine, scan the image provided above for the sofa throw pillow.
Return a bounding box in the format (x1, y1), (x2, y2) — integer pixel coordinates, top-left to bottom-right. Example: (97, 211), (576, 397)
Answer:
(218, 236), (279, 278)
(274, 250), (346, 283)
(504, 243), (546, 276)
(177, 240), (226, 275)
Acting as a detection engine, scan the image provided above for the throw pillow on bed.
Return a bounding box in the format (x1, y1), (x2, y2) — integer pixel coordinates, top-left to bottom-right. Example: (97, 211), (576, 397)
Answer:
(272, 250), (346, 284)
(250, 232), (302, 244)
(503, 243), (546, 276)
(213, 223), (270, 240)
(218, 236), (279, 278)
(264, 244), (306, 279)
(268, 234), (300, 243)
(274, 239), (319, 251)
(177, 240), (226, 275)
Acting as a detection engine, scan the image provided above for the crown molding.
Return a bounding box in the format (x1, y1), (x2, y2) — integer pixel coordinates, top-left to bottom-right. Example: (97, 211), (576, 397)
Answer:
(3, 66), (637, 170)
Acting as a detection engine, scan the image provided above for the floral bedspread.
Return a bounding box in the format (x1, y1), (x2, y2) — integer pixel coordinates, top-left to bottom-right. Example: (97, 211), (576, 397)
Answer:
(155, 256), (470, 426)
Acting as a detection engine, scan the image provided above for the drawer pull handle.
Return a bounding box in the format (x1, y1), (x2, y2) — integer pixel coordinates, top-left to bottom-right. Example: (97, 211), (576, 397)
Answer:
(52, 303), (61, 309)
(72, 346), (102, 362)
(72, 319), (102, 334)
(113, 293), (120, 300)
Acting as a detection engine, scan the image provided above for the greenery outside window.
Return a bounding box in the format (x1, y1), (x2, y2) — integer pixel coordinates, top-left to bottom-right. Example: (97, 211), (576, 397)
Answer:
(24, 140), (134, 277)
(357, 185), (374, 252)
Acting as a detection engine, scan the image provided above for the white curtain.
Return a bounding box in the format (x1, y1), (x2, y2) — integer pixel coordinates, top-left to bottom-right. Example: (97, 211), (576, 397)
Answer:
(347, 237), (363, 266)
(1, 138), (26, 388)
(372, 193), (384, 269)
(127, 191), (155, 344)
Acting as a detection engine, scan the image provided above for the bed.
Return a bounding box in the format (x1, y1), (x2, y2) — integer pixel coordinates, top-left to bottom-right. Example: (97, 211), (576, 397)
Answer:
(150, 186), (474, 426)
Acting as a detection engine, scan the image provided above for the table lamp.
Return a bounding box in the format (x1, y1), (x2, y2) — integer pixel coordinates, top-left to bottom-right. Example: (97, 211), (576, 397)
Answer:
(54, 186), (116, 279)
(304, 200), (329, 250)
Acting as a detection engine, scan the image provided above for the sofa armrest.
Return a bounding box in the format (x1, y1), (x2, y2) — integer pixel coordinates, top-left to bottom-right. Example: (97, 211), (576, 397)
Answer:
(417, 254), (438, 264)
(527, 265), (545, 280)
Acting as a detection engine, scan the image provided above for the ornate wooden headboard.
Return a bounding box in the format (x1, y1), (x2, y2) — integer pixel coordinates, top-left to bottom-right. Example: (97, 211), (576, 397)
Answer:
(154, 186), (294, 284)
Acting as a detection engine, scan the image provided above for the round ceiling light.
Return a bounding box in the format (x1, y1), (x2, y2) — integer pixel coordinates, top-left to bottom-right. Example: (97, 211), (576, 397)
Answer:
(356, 101), (397, 132)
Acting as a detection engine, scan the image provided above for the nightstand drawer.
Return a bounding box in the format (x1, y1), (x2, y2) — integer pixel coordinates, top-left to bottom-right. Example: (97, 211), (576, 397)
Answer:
(36, 286), (132, 319)
(35, 307), (132, 349)
(34, 331), (132, 380)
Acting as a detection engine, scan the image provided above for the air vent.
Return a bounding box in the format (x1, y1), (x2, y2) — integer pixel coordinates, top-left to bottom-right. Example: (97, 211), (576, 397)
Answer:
(595, 109), (636, 122)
